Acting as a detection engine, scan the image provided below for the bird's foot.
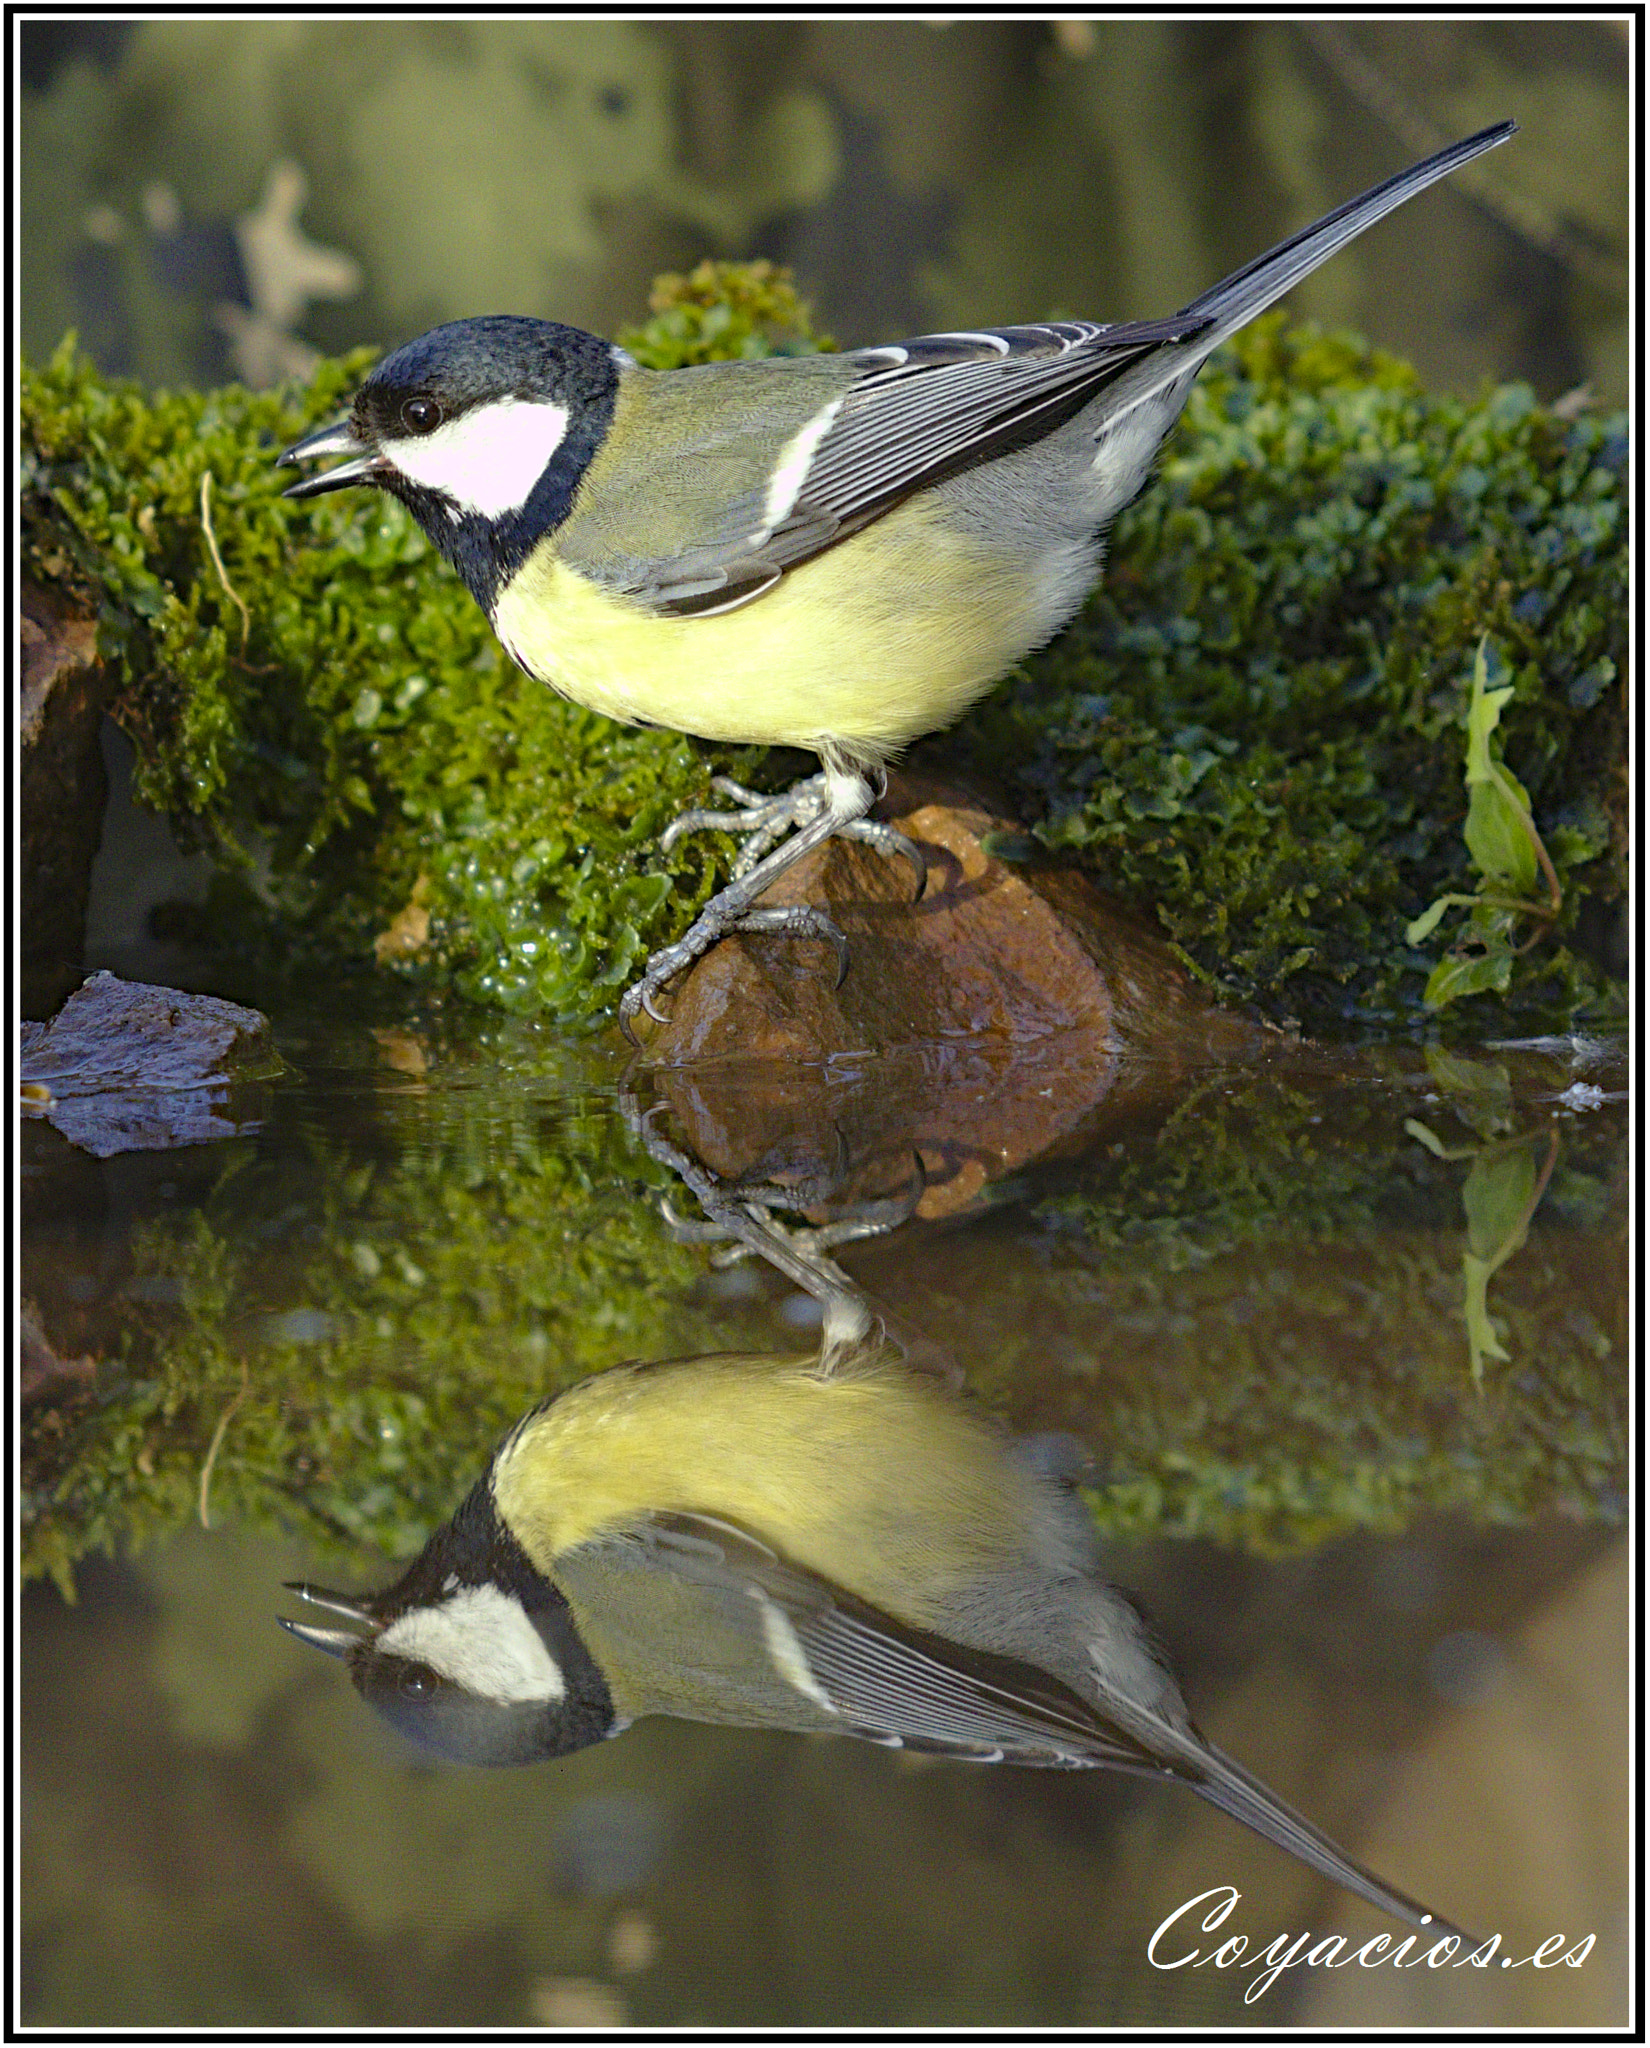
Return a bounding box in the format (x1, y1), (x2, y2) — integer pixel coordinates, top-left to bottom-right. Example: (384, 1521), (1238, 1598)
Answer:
(661, 772), (926, 897)
(657, 1160), (924, 1268)
(619, 898), (848, 1041)
(621, 765), (927, 1040)
(660, 773), (826, 875)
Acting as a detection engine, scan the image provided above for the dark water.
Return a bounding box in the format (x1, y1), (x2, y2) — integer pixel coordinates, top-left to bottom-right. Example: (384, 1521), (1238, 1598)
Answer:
(21, 1001), (1626, 2027)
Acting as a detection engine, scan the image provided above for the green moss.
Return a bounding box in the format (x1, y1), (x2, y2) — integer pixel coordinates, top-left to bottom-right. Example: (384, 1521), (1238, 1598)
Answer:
(935, 1061), (1625, 1553)
(23, 284), (1625, 1029)
(968, 318), (1626, 1029)
(615, 257), (833, 367)
(21, 1049), (750, 1595)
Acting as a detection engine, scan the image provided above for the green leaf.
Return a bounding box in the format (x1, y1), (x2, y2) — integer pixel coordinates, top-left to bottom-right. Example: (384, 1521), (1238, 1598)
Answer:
(1423, 1048), (1513, 1137)
(1404, 897), (1451, 945)
(1462, 639), (1513, 788)
(1423, 948), (1512, 1009)
(1462, 1253), (1510, 1383)
(1462, 774), (1539, 891)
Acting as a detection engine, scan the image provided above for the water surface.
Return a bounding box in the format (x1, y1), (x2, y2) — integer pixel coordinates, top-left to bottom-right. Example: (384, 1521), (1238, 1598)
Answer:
(21, 1000), (1627, 2026)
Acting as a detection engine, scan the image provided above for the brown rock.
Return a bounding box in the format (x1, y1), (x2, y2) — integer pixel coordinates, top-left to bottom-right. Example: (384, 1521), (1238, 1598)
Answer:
(632, 771), (1273, 1218)
(21, 580), (109, 1013)
(20, 971), (283, 1158)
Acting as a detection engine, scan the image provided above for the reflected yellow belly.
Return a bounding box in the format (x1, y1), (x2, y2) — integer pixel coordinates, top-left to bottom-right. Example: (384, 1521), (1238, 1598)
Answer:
(491, 1350), (1037, 1624)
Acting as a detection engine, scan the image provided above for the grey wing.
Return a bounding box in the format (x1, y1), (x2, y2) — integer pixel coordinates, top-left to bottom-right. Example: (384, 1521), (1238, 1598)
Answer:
(631, 314), (1211, 618)
(610, 122), (1516, 619)
(634, 1510), (1163, 1771)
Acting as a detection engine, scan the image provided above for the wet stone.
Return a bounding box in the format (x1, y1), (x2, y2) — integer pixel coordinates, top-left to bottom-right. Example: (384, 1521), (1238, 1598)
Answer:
(634, 772), (1273, 1216)
(20, 970), (282, 1158)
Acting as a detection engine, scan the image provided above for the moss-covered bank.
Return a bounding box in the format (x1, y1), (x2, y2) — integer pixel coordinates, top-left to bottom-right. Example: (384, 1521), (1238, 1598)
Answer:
(22, 268), (1626, 1030)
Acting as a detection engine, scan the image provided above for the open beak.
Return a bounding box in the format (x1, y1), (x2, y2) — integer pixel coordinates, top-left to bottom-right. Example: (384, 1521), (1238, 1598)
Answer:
(278, 1580), (381, 1660)
(278, 417), (390, 499)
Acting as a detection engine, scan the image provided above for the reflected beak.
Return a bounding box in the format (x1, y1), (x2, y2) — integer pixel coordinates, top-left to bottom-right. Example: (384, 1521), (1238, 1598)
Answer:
(278, 1579), (381, 1659)
(278, 417), (390, 498)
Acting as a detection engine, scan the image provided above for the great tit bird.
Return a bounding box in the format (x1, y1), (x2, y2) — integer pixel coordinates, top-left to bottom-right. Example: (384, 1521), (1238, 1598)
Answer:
(280, 122), (1515, 1033)
(280, 1343), (1463, 1937)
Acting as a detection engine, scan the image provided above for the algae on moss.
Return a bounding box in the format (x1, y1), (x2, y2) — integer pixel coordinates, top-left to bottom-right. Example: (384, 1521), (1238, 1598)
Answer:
(22, 274), (1626, 1029)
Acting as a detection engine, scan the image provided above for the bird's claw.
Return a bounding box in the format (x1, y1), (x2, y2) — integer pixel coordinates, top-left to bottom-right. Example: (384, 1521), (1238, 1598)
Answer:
(618, 902), (848, 1042)
(840, 819), (926, 902)
(659, 773), (827, 859)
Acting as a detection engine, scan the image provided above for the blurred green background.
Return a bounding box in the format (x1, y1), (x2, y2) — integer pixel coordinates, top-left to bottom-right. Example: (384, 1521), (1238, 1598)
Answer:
(21, 17), (1627, 400)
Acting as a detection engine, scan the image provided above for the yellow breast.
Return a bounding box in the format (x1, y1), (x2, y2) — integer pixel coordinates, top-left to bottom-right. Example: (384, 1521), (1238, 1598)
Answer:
(490, 496), (1058, 761)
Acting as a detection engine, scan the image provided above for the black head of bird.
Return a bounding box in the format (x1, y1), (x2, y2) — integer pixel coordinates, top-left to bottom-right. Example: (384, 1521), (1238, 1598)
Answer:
(280, 1460), (616, 1768)
(280, 122), (1515, 1032)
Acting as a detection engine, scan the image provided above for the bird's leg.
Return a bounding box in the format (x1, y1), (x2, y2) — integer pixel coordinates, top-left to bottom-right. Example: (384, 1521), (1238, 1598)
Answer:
(625, 1102), (875, 1351)
(619, 1088), (948, 1383)
(624, 762), (919, 1038)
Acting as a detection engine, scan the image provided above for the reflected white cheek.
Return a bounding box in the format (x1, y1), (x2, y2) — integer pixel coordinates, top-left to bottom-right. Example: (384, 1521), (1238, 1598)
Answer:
(379, 1586), (566, 1704)
(382, 398), (572, 520)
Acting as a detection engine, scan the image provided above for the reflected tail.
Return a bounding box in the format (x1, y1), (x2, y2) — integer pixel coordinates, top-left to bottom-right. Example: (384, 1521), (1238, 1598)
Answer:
(1192, 1739), (1474, 1942)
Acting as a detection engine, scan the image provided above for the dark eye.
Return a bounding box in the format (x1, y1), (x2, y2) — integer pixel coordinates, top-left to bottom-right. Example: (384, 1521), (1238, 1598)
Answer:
(399, 1665), (438, 1699)
(401, 397), (442, 435)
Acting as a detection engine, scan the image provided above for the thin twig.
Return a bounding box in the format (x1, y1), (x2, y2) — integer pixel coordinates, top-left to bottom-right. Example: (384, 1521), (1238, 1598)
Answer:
(199, 1356), (251, 1530)
(199, 471), (252, 649)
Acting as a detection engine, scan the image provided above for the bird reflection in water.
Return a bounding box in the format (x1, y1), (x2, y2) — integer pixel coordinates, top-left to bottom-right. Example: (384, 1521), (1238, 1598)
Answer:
(282, 1145), (1463, 1937)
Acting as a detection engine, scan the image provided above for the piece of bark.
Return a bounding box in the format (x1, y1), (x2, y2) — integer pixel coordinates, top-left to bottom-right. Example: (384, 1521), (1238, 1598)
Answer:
(633, 771), (1274, 1218)
(21, 581), (110, 1012)
(20, 971), (282, 1158)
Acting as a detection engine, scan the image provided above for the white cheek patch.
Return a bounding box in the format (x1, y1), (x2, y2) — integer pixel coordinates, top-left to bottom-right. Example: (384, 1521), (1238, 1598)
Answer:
(382, 398), (572, 521)
(378, 1586), (567, 1704)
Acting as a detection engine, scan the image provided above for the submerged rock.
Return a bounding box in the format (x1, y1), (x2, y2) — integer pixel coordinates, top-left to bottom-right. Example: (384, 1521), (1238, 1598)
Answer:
(20, 1299), (98, 1408)
(20, 971), (282, 1157)
(634, 772), (1272, 1217)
